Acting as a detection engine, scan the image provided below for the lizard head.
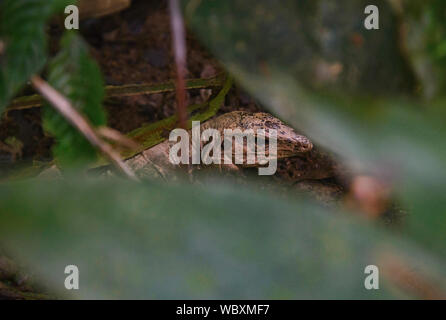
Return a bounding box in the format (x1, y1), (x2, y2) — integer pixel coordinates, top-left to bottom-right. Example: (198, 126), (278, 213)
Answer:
(233, 111), (313, 159)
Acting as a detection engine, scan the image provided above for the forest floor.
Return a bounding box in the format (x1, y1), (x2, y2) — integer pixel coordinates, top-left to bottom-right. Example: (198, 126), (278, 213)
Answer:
(0, 0), (261, 179)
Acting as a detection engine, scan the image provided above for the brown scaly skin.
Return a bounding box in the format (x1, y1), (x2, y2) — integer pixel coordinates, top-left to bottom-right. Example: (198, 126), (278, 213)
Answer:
(121, 111), (315, 179)
(199, 111), (313, 162)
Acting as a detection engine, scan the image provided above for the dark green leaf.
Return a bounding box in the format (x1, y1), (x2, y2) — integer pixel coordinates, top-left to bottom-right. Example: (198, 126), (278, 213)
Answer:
(43, 32), (106, 166)
(0, 0), (73, 111)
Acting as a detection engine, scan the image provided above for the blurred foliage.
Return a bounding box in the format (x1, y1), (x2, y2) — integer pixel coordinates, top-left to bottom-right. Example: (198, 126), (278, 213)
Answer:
(184, 0), (415, 95)
(1, 177), (446, 299)
(0, 0), (71, 111)
(43, 32), (106, 166)
(184, 0), (446, 257)
(0, 0), (446, 299)
(0, 0), (107, 166)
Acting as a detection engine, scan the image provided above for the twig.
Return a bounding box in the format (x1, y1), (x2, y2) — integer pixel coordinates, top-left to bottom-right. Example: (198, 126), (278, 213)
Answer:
(379, 252), (446, 299)
(30, 76), (138, 181)
(97, 126), (139, 150)
(169, 0), (188, 129)
(7, 74), (225, 112)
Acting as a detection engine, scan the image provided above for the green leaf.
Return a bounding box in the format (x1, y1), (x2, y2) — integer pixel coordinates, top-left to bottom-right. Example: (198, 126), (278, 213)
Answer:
(43, 31), (106, 166)
(396, 0), (446, 98)
(182, 0), (446, 257)
(1, 177), (446, 299)
(0, 0), (72, 112)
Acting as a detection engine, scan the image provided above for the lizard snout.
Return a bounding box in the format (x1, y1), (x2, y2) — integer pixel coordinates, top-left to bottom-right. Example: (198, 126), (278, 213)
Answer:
(293, 135), (313, 153)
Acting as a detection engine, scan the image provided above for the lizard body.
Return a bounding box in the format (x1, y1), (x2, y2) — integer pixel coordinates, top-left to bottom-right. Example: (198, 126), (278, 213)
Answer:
(120, 111), (314, 179)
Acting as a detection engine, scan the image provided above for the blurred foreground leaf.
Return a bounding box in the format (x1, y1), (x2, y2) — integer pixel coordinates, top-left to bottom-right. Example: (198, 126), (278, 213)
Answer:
(43, 32), (106, 166)
(0, 0), (71, 111)
(0, 178), (446, 299)
(183, 0), (446, 257)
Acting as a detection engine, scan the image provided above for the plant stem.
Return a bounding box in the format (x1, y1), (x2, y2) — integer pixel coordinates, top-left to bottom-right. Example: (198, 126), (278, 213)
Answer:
(7, 74), (225, 112)
(169, 0), (188, 129)
(30, 76), (138, 181)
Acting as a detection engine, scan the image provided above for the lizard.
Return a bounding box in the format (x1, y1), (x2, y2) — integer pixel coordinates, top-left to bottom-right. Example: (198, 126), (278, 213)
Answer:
(112, 111), (315, 180)
(8, 75), (229, 181)
(33, 75), (337, 181)
(42, 110), (339, 184)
